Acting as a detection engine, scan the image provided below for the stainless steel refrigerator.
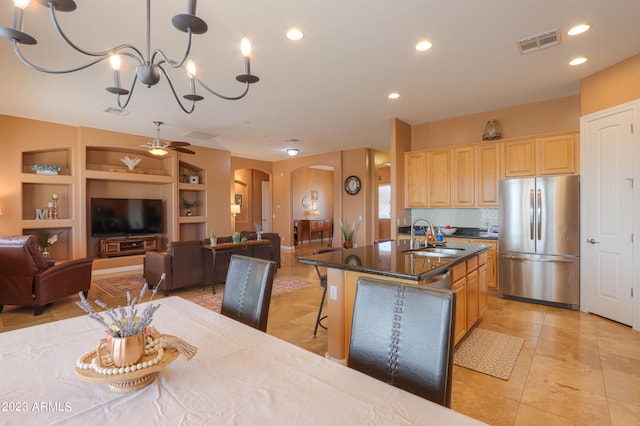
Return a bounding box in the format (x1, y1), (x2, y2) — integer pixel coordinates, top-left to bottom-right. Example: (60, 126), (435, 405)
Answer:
(498, 175), (580, 309)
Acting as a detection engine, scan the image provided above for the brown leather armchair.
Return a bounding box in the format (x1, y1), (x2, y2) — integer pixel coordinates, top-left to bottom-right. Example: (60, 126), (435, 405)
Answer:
(143, 240), (213, 296)
(0, 235), (93, 316)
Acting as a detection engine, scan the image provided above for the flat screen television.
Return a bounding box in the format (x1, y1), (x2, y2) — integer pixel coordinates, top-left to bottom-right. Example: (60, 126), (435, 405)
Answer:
(90, 198), (164, 237)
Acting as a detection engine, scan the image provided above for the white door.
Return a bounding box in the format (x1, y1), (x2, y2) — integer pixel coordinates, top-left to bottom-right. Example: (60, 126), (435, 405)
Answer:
(261, 181), (271, 232)
(582, 107), (634, 325)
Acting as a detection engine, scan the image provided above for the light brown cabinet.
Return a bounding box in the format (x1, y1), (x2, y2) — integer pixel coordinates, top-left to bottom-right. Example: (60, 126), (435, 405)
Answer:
(452, 146), (475, 207)
(504, 132), (579, 178)
(475, 142), (501, 206)
(536, 133), (579, 175)
(404, 151), (428, 207)
(427, 149), (451, 207)
(456, 238), (498, 288)
(450, 262), (468, 344)
(451, 251), (489, 345)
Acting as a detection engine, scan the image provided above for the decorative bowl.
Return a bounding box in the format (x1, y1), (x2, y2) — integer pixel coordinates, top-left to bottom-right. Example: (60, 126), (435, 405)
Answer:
(32, 164), (61, 175)
(441, 227), (457, 235)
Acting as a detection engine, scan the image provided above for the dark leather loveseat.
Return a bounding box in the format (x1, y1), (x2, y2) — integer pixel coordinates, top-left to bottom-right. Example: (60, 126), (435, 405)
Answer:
(0, 235), (93, 315)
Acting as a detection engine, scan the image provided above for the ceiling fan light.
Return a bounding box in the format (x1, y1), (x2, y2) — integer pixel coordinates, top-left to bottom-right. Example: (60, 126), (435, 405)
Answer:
(149, 147), (168, 156)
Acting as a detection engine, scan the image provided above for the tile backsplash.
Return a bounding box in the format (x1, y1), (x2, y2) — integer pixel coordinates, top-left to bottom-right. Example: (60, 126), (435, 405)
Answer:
(410, 208), (498, 229)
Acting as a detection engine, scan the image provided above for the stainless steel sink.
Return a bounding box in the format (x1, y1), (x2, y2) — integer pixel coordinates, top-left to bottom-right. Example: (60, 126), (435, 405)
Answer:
(403, 247), (466, 258)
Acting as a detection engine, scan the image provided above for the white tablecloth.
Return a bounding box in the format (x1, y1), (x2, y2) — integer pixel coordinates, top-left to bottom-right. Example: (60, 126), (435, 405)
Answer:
(0, 297), (484, 425)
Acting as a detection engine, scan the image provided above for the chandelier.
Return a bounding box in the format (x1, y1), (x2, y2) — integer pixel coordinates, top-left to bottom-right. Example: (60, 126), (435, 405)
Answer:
(0, 0), (260, 113)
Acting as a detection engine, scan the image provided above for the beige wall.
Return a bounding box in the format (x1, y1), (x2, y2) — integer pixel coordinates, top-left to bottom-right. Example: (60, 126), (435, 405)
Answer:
(580, 53), (640, 116)
(390, 118), (412, 238)
(411, 95), (580, 150)
(291, 168), (333, 221)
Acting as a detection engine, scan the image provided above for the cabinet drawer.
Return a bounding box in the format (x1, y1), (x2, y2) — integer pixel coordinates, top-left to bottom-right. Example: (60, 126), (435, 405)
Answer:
(477, 251), (487, 266)
(466, 255), (478, 271)
(450, 262), (467, 282)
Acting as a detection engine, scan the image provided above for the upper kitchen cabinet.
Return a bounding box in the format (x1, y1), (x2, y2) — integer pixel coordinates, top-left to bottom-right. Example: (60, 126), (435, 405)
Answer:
(427, 149), (451, 207)
(452, 146), (475, 207)
(503, 131), (579, 178)
(536, 133), (579, 175)
(404, 151), (428, 207)
(503, 137), (536, 177)
(475, 142), (501, 206)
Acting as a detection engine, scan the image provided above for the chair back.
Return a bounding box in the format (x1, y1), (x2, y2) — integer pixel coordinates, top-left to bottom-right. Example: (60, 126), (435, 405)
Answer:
(221, 255), (276, 332)
(348, 276), (456, 407)
(166, 240), (208, 288)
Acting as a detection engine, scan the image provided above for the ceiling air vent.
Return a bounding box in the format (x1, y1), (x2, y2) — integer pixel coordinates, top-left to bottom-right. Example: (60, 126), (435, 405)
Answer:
(103, 106), (129, 116)
(517, 29), (561, 54)
(183, 130), (217, 140)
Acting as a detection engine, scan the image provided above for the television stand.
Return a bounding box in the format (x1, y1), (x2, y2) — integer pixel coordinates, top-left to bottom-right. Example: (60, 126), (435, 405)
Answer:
(99, 236), (160, 258)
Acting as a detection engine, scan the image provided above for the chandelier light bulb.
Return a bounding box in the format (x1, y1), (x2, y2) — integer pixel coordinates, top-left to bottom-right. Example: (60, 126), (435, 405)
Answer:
(186, 60), (197, 77)
(14, 0), (29, 9)
(241, 37), (252, 57)
(109, 55), (121, 71)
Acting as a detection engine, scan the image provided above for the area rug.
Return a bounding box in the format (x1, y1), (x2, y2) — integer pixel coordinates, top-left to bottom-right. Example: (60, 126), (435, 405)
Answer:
(93, 273), (146, 297)
(453, 328), (524, 380)
(188, 277), (312, 312)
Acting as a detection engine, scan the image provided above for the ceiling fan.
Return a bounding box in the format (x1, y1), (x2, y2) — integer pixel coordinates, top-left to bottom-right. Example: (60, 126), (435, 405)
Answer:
(141, 121), (195, 155)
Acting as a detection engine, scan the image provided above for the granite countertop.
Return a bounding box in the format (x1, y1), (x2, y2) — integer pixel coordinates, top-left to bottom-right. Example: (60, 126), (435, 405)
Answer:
(397, 226), (499, 240)
(297, 239), (491, 283)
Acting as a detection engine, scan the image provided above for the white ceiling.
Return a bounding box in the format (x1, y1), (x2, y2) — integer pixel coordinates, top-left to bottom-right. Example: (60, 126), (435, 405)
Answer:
(1, 0), (639, 161)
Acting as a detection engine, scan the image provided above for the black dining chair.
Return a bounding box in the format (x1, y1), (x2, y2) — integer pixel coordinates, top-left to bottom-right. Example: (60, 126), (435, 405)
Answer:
(347, 276), (456, 407)
(220, 255), (276, 332)
(312, 247), (343, 337)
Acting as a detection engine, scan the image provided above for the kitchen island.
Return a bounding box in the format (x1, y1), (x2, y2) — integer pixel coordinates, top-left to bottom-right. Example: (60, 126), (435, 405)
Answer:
(298, 239), (491, 360)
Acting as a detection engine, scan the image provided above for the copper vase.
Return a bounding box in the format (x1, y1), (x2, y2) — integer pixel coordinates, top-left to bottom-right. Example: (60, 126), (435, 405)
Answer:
(110, 333), (145, 368)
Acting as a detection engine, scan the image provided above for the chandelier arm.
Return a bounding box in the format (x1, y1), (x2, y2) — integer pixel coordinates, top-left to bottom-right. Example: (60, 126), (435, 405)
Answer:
(114, 77), (139, 110)
(151, 29), (193, 69)
(47, 3), (145, 62)
(195, 78), (250, 101)
(157, 65), (196, 114)
(13, 40), (107, 74)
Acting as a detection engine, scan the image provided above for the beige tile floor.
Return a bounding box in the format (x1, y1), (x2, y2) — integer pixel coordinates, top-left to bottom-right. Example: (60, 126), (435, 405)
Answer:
(1, 242), (638, 425)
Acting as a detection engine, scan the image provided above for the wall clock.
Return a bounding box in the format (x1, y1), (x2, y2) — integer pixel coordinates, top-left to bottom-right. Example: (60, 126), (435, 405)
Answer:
(344, 175), (361, 195)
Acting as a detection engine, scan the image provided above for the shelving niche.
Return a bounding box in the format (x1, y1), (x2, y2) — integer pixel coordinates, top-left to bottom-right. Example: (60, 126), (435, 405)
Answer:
(21, 148), (75, 261)
(178, 161), (207, 240)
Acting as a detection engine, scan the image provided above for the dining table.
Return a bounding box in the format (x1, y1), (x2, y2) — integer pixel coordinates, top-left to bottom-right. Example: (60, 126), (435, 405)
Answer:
(0, 296), (485, 425)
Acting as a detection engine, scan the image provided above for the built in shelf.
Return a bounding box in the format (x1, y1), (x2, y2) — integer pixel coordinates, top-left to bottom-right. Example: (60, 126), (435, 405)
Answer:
(85, 170), (174, 184)
(22, 219), (74, 228)
(178, 215), (206, 224)
(178, 183), (206, 191)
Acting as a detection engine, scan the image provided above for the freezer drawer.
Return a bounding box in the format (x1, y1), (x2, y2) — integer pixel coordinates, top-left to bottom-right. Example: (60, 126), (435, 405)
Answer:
(498, 252), (579, 309)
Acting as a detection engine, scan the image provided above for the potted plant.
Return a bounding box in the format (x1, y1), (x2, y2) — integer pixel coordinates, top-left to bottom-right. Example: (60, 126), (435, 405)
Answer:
(37, 230), (62, 257)
(181, 199), (198, 216)
(339, 219), (357, 249)
(209, 230), (217, 246)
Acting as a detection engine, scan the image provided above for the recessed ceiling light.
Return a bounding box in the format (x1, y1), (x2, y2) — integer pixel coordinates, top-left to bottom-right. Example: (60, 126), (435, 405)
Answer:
(569, 57), (588, 66)
(286, 28), (304, 41)
(415, 40), (433, 51)
(388, 92), (400, 99)
(568, 24), (591, 36)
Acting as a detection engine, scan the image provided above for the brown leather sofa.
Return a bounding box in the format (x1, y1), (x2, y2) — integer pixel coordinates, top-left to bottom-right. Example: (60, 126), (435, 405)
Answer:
(0, 235), (93, 315)
(143, 240), (214, 296)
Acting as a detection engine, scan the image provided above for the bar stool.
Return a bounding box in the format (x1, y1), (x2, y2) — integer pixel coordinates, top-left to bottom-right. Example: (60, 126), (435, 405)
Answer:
(312, 247), (342, 337)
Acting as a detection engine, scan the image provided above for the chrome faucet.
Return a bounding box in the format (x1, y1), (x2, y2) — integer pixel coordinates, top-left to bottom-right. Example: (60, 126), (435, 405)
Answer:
(410, 218), (437, 250)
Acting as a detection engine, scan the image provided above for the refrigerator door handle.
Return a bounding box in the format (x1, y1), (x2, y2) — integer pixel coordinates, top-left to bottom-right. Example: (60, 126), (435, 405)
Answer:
(502, 253), (576, 264)
(529, 189), (535, 240)
(537, 188), (542, 241)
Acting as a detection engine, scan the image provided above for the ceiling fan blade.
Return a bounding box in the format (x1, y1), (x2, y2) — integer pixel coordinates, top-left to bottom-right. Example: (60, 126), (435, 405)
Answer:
(169, 146), (196, 154)
(169, 141), (191, 147)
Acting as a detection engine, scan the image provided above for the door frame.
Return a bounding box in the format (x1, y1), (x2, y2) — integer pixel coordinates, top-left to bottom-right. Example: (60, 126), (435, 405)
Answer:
(580, 99), (640, 331)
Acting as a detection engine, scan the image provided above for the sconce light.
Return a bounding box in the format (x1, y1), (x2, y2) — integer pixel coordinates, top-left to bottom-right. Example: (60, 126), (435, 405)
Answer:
(230, 204), (241, 216)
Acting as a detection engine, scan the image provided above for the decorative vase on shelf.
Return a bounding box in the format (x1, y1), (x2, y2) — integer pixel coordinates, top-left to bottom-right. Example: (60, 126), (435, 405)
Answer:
(186, 209), (193, 216)
(210, 237), (217, 246)
(42, 247), (50, 257)
(343, 240), (353, 249)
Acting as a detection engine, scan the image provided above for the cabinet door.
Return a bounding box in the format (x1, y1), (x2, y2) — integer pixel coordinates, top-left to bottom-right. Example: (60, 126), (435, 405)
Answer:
(404, 151), (428, 207)
(487, 249), (497, 288)
(427, 149), (451, 207)
(478, 263), (488, 316)
(504, 138), (535, 177)
(466, 268), (479, 329)
(536, 133), (577, 175)
(452, 277), (467, 345)
(452, 146), (475, 207)
(476, 143), (501, 206)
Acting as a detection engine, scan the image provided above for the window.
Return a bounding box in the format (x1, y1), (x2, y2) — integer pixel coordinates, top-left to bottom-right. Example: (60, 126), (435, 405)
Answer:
(378, 184), (391, 219)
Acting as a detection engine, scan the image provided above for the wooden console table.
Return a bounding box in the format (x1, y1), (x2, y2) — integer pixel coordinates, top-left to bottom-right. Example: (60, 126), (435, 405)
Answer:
(296, 219), (333, 246)
(205, 239), (273, 284)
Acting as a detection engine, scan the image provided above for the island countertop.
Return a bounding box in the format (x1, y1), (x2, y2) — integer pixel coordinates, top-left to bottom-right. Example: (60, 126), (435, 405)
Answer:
(297, 239), (491, 283)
